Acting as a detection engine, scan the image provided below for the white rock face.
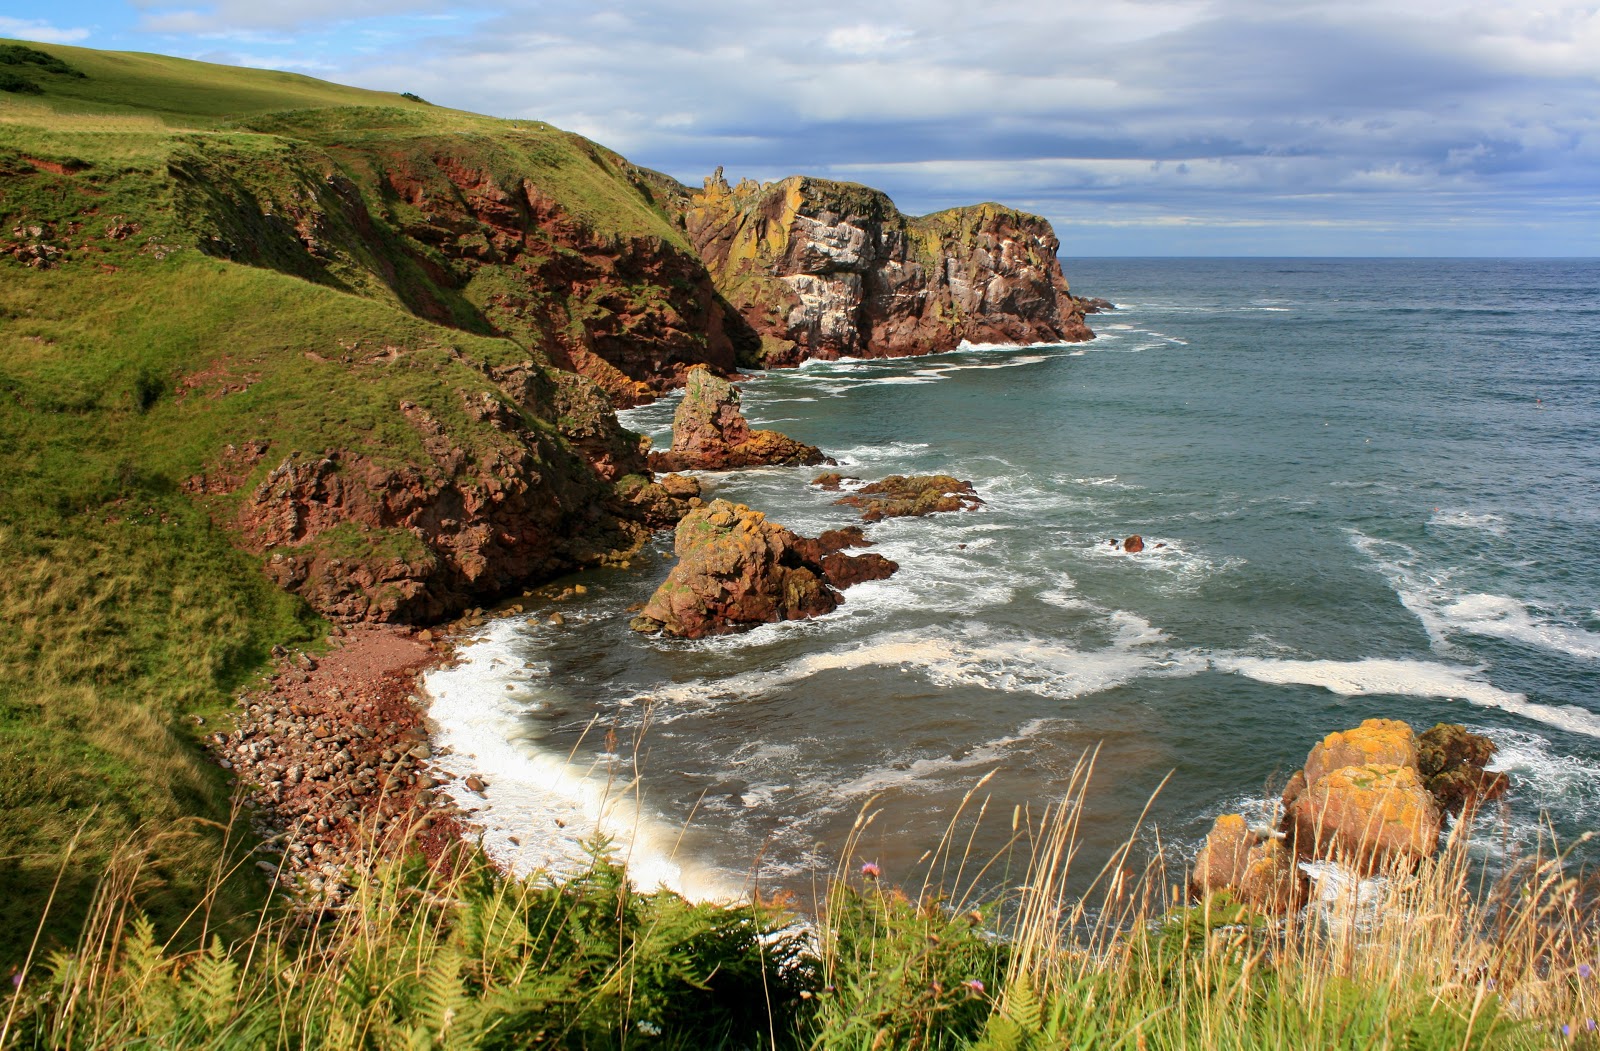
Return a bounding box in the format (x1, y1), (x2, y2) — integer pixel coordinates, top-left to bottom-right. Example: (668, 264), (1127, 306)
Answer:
(781, 272), (863, 348)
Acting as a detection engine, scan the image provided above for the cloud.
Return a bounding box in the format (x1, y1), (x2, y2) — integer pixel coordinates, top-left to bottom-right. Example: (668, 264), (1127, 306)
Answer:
(0, 16), (92, 43)
(107, 0), (1600, 253)
(133, 0), (445, 34)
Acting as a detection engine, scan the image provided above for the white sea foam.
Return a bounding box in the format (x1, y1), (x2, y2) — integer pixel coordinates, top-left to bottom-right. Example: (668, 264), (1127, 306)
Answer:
(1428, 508), (1508, 536)
(1076, 534), (1246, 592)
(642, 621), (1204, 714)
(1439, 593), (1600, 660)
(425, 618), (743, 901)
(1217, 655), (1600, 738)
(832, 717), (1075, 798)
(1350, 531), (1600, 661)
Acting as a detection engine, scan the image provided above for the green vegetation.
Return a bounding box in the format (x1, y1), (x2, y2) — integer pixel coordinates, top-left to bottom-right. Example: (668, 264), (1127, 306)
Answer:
(5, 781), (1597, 1049)
(0, 39), (702, 965)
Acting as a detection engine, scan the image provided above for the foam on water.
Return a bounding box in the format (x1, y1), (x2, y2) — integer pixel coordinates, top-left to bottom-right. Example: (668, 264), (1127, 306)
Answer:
(1216, 655), (1600, 738)
(1429, 509), (1509, 536)
(832, 717), (1075, 798)
(425, 619), (744, 901)
(1439, 593), (1600, 660)
(1351, 531), (1600, 661)
(642, 621), (1205, 713)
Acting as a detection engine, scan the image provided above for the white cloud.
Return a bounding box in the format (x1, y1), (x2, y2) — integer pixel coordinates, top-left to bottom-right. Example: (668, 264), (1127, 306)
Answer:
(0, 16), (92, 43)
(824, 23), (912, 56)
(100, 0), (1600, 253)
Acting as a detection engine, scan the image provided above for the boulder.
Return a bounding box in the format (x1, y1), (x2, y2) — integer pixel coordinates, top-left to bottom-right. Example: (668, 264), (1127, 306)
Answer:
(631, 499), (897, 638)
(1302, 719), (1418, 788)
(647, 367), (828, 471)
(1417, 722), (1509, 814)
(1192, 814), (1303, 911)
(833, 475), (983, 522)
(811, 471), (857, 491)
(609, 472), (703, 530)
(1123, 534), (1144, 554)
(1285, 763), (1441, 874)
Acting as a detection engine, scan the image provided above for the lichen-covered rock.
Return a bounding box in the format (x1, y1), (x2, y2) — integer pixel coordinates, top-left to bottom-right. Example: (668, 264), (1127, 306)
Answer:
(646, 366), (828, 471)
(1417, 722), (1509, 814)
(1302, 719), (1420, 788)
(685, 171), (1095, 367)
(1192, 814), (1303, 911)
(834, 475), (983, 522)
(631, 499), (896, 638)
(1285, 762), (1442, 875)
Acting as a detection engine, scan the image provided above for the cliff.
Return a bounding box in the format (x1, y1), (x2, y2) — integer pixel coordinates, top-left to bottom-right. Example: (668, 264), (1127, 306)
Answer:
(684, 170), (1095, 366)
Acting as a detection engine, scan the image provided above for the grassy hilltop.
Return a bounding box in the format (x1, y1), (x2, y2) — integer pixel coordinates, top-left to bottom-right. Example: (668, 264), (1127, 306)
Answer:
(0, 39), (732, 963)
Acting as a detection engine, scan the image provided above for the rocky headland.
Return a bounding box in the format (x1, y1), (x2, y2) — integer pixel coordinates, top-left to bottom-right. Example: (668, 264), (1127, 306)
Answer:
(685, 170), (1097, 366)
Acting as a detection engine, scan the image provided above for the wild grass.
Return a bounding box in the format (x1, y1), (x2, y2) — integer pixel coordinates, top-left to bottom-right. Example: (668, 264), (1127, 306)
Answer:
(6, 762), (1597, 1050)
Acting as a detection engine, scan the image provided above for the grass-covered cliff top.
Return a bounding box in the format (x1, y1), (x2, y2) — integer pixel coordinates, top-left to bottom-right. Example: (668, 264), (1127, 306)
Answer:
(0, 40), (701, 963)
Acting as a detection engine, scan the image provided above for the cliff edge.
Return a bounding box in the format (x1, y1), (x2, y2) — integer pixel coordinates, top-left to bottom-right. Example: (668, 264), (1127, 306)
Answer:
(685, 169), (1095, 367)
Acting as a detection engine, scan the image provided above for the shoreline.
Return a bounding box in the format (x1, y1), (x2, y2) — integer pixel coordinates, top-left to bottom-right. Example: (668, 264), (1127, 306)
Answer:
(212, 623), (471, 906)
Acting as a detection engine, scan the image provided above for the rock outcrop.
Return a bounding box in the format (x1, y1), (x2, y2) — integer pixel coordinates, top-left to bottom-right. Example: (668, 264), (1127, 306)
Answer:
(630, 499), (897, 638)
(833, 475), (984, 522)
(685, 171), (1095, 367)
(1416, 722), (1508, 815)
(1191, 814), (1304, 911)
(646, 366), (828, 471)
(1194, 718), (1512, 909)
(1280, 719), (1442, 875)
(191, 351), (701, 623)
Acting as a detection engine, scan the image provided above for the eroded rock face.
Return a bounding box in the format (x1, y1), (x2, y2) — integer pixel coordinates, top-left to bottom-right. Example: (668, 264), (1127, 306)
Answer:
(686, 172), (1095, 367)
(834, 475), (984, 522)
(646, 366), (828, 471)
(630, 499), (897, 638)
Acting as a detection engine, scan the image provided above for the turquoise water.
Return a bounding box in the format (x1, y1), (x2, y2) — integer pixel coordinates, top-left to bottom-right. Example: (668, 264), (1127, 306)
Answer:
(428, 258), (1600, 898)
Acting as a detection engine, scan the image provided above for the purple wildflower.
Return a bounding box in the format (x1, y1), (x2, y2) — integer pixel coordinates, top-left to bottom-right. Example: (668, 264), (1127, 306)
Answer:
(965, 979), (985, 995)
(1581, 963), (1594, 980)
(860, 861), (880, 879)
(1563, 1024), (1572, 1037)
(9, 973), (20, 989)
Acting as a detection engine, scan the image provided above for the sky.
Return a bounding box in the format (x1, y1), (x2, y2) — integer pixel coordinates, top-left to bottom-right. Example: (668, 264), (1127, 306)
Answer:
(7, 1), (1599, 255)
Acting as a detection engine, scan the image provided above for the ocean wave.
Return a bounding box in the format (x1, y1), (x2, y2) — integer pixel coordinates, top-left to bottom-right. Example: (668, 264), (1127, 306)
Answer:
(643, 622), (1202, 713)
(831, 717), (1076, 798)
(1216, 655), (1600, 738)
(424, 618), (744, 901)
(1349, 531), (1600, 661)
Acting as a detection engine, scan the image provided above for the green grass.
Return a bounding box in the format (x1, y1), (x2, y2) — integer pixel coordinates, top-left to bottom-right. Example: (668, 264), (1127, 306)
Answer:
(4, 779), (1595, 1050)
(0, 37), (732, 965)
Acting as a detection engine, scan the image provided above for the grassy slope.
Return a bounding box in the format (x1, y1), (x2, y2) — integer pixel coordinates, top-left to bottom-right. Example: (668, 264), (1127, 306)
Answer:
(0, 40), (688, 965)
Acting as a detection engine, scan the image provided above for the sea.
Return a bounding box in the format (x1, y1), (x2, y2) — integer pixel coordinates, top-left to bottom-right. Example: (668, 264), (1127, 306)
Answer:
(424, 258), (1600, 903)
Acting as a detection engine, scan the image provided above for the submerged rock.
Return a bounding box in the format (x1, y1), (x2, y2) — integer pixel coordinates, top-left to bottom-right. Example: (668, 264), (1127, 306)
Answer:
(833, 475), (983, 522)
(647, 366), (828, 471)
(631, 499), (897, 638)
